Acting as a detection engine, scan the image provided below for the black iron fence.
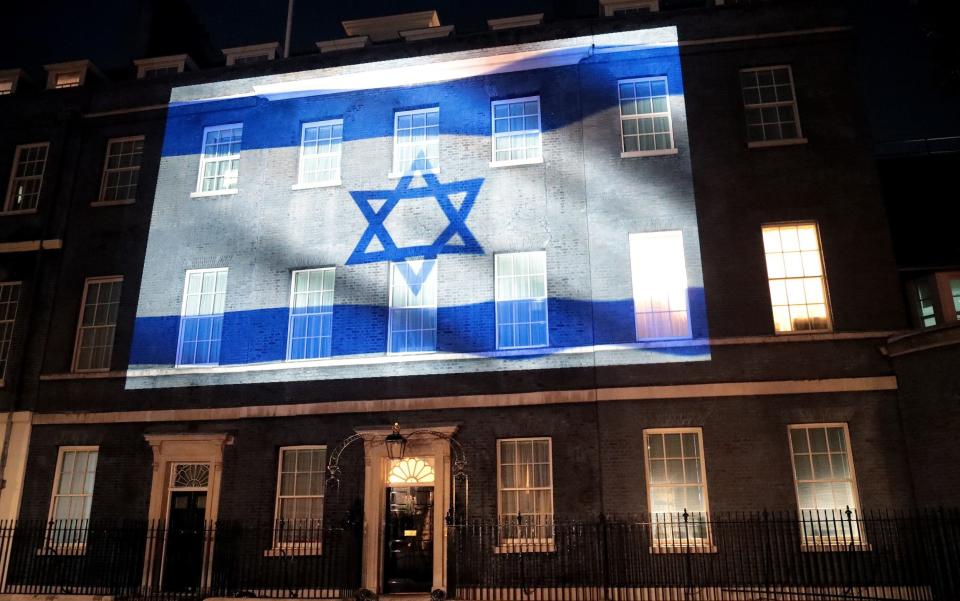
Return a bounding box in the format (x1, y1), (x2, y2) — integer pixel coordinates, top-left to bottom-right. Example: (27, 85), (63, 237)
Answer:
(448, 509), (960, 601)
(0, 520), (362, 600)
(0, 510), (957, 601)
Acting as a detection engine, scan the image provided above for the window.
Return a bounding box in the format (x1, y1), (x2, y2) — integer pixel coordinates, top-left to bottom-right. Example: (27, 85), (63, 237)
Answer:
(495, 252), (548, 349)
(288, 268), (335, 360)
(761, 223), (831, 333)
(54, 71), (82, 89)
(0, 282), (21, 383)
(47, 447), (98, 547)
(296, 120), (343, 187)
(0, 80), (13, 95)
(788, 424), (863, 545)
(389, 260), (437, 354)
(497, 438), (553, 541)
(630, 231), (690, 340)
(392, 108), (439, 176)
(740, 66), (803, 147)
(223, 43), (279, 66)
(951, 279), (960, 320)
(4, 143), (49, 213)
(274, 446), (326, 547)
(71, 277), (122, 372)
(194, 124), (242, 195)
(145, 66), (180, 78)
(915, 279), (938, 328)
(600, 0), (660, 15)
(644, 429), (711, 547)
(97, 137), (144, 205)
(134, 55), (191, 79)
(618, 77), (675, 156)
(177, 268), (228, 366)
(491, 97), (542, 165)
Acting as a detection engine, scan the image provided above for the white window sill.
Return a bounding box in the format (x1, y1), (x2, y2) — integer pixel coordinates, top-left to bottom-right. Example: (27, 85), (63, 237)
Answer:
(291, 181), (341, 191)
(636, 334), (692, 343)
(175, 363), (221, 368)
(801, 542), (872, 552)
(0, 208), (39, 217)
(91, 199), (136, 207)
(774, 327), (833, 336)
(621, 148), (679, 159)
(263, 545), (323, 557)
(489, 158), (544, 168)
(496, 343), (550, 351)
(190, 189), (239, 198)
(494, 541), (555, 554)
(747, 138), (808, 149)
(649, 544), (717, 554)
(71, 367), (112, 375)
(388, 168), (440, 179)
(386, 350), (436, 357)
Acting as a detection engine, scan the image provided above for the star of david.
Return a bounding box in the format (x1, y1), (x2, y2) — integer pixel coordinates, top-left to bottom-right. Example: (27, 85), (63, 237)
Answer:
(346, 172), (484, 266)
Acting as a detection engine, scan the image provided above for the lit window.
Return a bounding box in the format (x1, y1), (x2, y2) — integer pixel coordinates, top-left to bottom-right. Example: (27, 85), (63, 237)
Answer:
(915, 280), (938, 328)
(788, 424), (863, 545)
(98, 136), (144, 204)
(54, 71), (82, 89)
(0, 282), (21, 383)
(630, 231), (690, 340)
(618, 77), (674, 156)
(495, 251), (548, 349)
(491, 97), (542, 165)
(274, 446), (326, 547)
(761, 223), (831, 333)
(0, 80), (13, 95)
(297, 120), (343, 187)
(177, 268), (228, 366)
(144, 66), (179, 78)
(392, 108), (439, 176)
(740, 66), (803, 146)
(288, 268), (335, 360)
(48, 447), (98, 548)
(951, 279), (960, 320)
(4, 143), (49, 213)
(498, 438), (553, 541)
(195, 124), (242, 194)
(388, 259), (437, 354)
(644, 428), (711, 547)
(72, 277), (122, 372)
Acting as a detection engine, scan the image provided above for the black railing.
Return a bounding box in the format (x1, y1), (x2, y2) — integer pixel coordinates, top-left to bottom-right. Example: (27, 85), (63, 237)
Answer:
(448, 509), (960, 601)
(0, 520), (362, 600)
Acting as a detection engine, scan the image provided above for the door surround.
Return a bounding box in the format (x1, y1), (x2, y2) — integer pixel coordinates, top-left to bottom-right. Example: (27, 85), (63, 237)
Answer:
(358, 424), (457, 595)
(142, 433), (233, 588)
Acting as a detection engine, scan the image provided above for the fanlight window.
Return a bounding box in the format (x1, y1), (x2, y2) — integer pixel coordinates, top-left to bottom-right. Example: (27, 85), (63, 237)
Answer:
(172, 463), (210, 489)
(388, 458), (435, 484)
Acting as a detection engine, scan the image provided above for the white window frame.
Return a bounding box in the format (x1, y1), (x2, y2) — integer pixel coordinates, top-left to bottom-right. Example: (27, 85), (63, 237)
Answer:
(787, 423), (866, 549)
(390, 107), (440, 178)
(293, 119), (343, 189)
(271, 445), (327, 554)
(191, 124), (243, 198)
(95, 136), (145, 206)
(46, 446), (99, 553)
(629, 231), (692, 341)
(618, 76), (677, 158)
(494, 251), (549, 350)
(286, 267), (336, 361)
(387, 259), (438, 355)
(0, 281), (22, 386)
(176, 267), (228, 367)
(3, 142), (49, 214)
(71, 276), (123, 373)
(761, 221), (833, 335)
(740, 65), (807, 149)
(490, 96), (543, 167)
(496, 437), (554, 550)
(642, 427), (713, 551)
(223, 43), (279, 66)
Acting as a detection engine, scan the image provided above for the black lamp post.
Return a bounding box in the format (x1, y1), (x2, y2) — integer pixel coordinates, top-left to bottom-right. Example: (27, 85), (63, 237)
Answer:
(384, 422), (407, 460)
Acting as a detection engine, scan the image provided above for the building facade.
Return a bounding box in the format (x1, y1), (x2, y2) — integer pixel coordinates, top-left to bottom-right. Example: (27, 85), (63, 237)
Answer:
(0, 1), (955, 599)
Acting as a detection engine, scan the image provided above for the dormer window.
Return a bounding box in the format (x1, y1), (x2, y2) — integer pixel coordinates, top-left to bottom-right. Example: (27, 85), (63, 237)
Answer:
(134, 55), (195, 79)
(44, 60), (98, 90)
(599, 0), (660, 15)
(223, 43), (279, 66)
(0, 69), (23, 96)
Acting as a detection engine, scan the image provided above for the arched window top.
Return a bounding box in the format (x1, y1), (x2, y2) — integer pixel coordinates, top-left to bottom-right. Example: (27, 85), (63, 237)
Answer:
(388, 457), (435, 484)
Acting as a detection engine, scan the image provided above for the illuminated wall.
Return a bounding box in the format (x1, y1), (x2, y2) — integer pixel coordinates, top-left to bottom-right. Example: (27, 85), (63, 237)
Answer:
(128, 27), (710, 389)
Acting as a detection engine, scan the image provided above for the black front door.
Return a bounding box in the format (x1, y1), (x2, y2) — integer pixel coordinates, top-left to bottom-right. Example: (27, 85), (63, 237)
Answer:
(383, 486), (434, 593)
(163, 491), (207, 592)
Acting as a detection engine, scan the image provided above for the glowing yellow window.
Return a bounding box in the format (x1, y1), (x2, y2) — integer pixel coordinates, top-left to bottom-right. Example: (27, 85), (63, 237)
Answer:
(761, 223), (831, 333)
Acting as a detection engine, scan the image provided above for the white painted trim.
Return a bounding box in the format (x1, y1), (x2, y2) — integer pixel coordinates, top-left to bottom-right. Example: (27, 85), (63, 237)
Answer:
(487, 14), (544, 31)
(176, 268), (229, 367)
(296, 119), (343, 188)
(494, 250), (549, 350)
(642, 427), (712, 548)
(621, 148), (679, 158)
(71, 276), (123, 373)
(3, 143), (49, 214)
(392, 107), (440, 177)
(98, 136), (144, 204)
(496, 437), (554, 546)
(740, 65), (804, 146)
(761, 221), (834, 334)
(32, 376), (898, 426)
(45, 446), (99, 554)
(617, 76), (676, 157)
(223, 43), (279, 66)
(286, 267), (336, 361)
(189, 189), (239, 198)
(490, 96), (543, 167)
(271, 445), (327, 551)
(194, 124), (243, 196)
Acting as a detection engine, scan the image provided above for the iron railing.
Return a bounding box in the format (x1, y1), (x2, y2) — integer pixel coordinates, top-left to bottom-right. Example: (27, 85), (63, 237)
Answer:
(448, 509), (960, 601)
